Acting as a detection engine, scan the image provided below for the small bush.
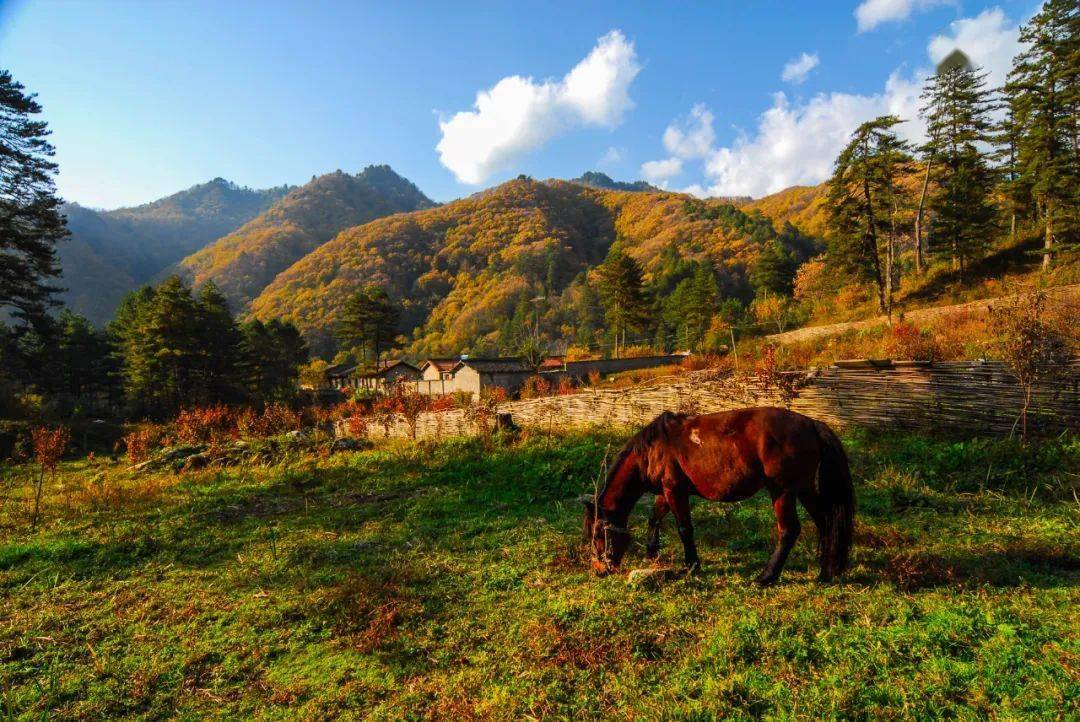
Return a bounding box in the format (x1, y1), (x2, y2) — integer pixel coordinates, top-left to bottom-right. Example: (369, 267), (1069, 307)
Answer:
(520, 376), (553, 399)
(173, 405), (239, 446)
(123, 426), (163, 465)
(882, 321), (940, 361)
(29, 425), (70, 528)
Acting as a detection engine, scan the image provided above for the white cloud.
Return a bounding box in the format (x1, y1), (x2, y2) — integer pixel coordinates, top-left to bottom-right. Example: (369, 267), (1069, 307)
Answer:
(436, 30), (641, 184)
(780, 52), (820, 84)
(678, 184), (709, 198)
(855, 0), (948, 33)
(598, 146), (623, 166)
(703, 82), (920, 198)
(646, 8), (1023, 199)
(928, 8), (1020, 89)
(641, 157), (683, 184)
(662, 104), (715, 159)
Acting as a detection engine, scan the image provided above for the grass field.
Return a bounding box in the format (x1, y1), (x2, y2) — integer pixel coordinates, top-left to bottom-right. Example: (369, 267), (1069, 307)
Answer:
(1, 427), (1077, 719)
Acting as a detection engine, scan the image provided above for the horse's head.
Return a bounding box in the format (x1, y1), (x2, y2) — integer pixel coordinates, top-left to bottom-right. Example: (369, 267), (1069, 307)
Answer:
(578, 493), (631, 576)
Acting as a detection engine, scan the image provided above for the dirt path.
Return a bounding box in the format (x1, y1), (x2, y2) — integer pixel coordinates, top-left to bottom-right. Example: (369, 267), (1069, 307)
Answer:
(767, 283), (1079, 345)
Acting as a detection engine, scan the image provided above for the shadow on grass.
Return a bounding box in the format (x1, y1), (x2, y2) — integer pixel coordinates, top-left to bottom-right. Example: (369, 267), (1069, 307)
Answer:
(4, 432), (1076, 594)
(605, 490), (1079, 591)
(901, 236), (1043, 306)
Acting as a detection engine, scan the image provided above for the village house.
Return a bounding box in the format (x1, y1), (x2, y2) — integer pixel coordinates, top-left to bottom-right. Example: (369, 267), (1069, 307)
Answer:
(416, 358), (460, 395)
(331, 360), (422, 392)
(409, 353), (688, 399)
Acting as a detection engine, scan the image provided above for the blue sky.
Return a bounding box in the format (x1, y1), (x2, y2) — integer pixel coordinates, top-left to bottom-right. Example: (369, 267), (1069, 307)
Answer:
(0, 0), (1036, 208)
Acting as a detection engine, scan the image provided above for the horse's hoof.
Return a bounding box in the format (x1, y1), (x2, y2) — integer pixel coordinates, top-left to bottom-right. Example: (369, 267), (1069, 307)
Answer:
(682, 562), (701, 575)
(751, 575), (777, 587)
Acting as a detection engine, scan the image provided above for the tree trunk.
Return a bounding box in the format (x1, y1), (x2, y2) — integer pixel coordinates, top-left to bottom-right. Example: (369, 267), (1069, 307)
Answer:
(1043, 201), (1054, 270)
(914, 156), (933, 274)
(861, 177), (886, 314)
(885, 227), (894, 320)
(31, 467), (45, 529)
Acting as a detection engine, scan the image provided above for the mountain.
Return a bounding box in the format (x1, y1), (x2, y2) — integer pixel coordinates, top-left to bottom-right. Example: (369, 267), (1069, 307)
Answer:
(570, 171), (658, 192)
(738, 184), (830, 239)
(60, 179), (289, 324)
(177, 165), (434, 310)
(250, 178), (777, 354)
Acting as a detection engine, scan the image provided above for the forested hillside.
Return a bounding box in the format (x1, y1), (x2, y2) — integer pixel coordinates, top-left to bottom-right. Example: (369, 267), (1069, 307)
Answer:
(178, 165), (434, 309)
(59, 179), (289, 323)
(250, 178), (816, 355)
(739, 183), (830, 238)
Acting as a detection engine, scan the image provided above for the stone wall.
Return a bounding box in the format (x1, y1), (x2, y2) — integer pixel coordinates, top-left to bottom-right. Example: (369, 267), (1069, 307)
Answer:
(346, 359), (1080, 440)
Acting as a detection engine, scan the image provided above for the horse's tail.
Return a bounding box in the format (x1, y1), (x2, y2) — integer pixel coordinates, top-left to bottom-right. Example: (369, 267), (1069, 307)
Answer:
(813, 420), (855, 580)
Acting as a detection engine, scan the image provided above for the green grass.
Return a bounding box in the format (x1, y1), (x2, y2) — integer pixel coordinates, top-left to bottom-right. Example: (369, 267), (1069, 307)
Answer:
(1, 429), (1077, 719)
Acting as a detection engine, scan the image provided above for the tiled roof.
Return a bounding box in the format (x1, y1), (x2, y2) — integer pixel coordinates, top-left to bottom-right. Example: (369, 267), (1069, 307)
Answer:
(421, 357), (460, 372)
(454, 357), (532, 373)
(325, 363), (356, 378)
(350, 360), (420, 378)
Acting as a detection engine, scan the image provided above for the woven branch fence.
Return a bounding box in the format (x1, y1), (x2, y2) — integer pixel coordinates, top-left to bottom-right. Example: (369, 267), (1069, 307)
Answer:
(347, 359), (1079, 440)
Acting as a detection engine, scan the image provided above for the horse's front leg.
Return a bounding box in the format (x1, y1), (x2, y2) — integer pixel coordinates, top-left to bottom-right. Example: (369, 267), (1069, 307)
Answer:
(754, 490), (801, 587)
(644, 495), (669, 560)
(664, 488), (699, 572)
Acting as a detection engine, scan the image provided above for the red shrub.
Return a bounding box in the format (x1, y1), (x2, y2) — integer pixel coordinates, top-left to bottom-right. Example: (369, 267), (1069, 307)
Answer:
(123, 426), (162, 465)
(430, 395), (458, 413)
(173, 405), (239, 446)
(237, 404), (302, 438)
(520, 376), (553, 399)
(32, 426), (69, 475)
(883, 321), (940, 361)
(345, 414), (368, 437)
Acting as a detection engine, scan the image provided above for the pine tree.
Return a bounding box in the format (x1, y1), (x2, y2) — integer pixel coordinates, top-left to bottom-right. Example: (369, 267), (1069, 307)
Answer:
(53, 310), (116, 403)
(751, 241), (798, 296)
(0, 70), (67, 327)
(826, 116), (911, 315)
(571, 275), (604, 349)
(336, 285), (400, 364)
(664, 262), (720, 350)
(920, 62), (997, 278)
(195, 282), (242, 401)
(1005, 0), (1079, 268)
(239, 319), (308, 403)
(595, 243), (651, 357)
(112, 277), (202, 417)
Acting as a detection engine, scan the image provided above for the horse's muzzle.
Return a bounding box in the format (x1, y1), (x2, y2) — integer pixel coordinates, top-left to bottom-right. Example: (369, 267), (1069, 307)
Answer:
(592, 559), (614, 577)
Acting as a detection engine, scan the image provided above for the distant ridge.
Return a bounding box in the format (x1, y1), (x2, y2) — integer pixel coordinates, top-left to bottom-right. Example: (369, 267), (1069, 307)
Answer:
(60, 178), (289, 324)
(177, 165), (434, 310)
(249, 176), (789, 354)
(570, 171), (658, 193)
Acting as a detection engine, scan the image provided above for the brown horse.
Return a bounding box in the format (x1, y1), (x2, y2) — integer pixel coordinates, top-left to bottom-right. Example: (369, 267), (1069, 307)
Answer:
(581, 407), (855, 585)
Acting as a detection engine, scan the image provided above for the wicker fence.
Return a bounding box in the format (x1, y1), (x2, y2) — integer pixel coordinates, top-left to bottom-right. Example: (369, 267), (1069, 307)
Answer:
(348, 359), (1080, 440)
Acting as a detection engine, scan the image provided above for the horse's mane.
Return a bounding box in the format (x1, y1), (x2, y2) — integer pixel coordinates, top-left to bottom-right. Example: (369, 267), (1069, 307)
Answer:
(600, 411), (688, 500)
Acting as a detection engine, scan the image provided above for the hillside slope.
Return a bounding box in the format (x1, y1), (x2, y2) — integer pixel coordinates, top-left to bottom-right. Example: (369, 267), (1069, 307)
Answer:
(739, 183), (829, 238)
(250, 178), (771, 353)
(60, 179), (288, 324)
(178, 166), (434, 309)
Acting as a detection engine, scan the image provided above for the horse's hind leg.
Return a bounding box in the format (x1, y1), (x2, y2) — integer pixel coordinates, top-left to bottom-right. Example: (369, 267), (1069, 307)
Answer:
(645, 495), (670, 560)
(798, 491), (831, 582)
(754, 491), (801, 587)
